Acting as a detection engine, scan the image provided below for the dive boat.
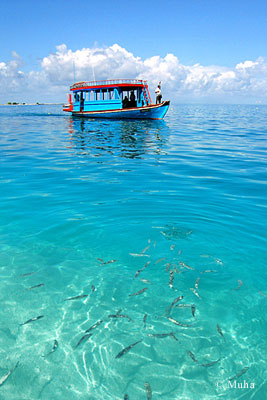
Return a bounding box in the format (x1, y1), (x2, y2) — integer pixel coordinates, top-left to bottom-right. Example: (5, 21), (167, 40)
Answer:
(63, 79), (170, 119)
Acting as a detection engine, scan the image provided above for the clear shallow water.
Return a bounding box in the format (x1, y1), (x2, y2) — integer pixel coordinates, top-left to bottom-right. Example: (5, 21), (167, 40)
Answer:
(0, 104), (266, 400)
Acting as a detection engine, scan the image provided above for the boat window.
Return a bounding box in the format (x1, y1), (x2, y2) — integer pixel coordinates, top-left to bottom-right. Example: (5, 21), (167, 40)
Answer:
(102, 89), (108, 100)
(121, 89), (137, 108)
(114, 88), (120, 100)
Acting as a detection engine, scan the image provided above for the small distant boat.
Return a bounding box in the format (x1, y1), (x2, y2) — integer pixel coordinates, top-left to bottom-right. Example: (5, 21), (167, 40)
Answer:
(63, 79), (170, 120)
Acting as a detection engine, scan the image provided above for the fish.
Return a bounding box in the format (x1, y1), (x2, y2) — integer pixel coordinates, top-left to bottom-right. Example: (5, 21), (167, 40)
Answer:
(124, 395), (129, 400)
(165, 263), (171, 272)
(20, 315), (44, 326)
(38, 378), (53, 398)
(148, 332), (178, 341)
(195, 278), (200, 290)
(108, 310), (121, 318)
(232, 280), (243, 291)
(85, 319), (104, 333)
(200, 270), (218, 274)
(143, 261), (151, 270)
(191, 304), (196, 317)
(64, 294), (88, 301)
(259, 290), (267, 297)
(17, 272), (35, 277)
(148, 333), (171, 338)
(139, 279), (151, 284)
(75, 333), (92, 349)
(165, 295), (183, 315)
(27, 283), (45, 290)
(187, 350), (198, 363)
(169, 270), (174, 289)
(170, 244), (175, 251)
(97, 259), (117, 265)
(108, 309), (121, 319)
(201, 359), (220, 367)
(97, 258), (117, 264)
(115, 339), (142, 359)
(141, 245), (150, 254)
(135, 269), (142, 278)
(145, 382), (152, 399)
(134, 261), (150, 278)
(174, 304), (192, 308)
(43, 339), (58, 357)
(103, 259), (117, 264)
(155, 257), (166, 264)
(129, 253), (150, 257)
(170, 295), (183, 308)
(170, 332), (179, 341)
(179, 262), (195, 271)
(167, 317), (192, 327)
(0, 361), (19, 387)
(229, 367), (249, 382)
(216, 324), (224, 338)
(143, 314), (147, 328)
(109, 310), (132, 322)
(91, 285), (95, 292)
(190, 287), (202, 299)
(129, 287), (148, 297)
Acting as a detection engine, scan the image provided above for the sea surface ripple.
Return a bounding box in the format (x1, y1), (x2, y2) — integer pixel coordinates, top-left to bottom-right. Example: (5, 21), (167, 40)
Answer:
(0, 104), (266, 399)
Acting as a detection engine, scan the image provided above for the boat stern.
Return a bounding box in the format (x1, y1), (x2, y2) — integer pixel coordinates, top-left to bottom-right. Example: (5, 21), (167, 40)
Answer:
(63, 94), (73, 112)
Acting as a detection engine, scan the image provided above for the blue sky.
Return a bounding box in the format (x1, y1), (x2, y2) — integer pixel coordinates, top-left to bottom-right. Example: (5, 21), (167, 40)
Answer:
(0, 0), (266, 103)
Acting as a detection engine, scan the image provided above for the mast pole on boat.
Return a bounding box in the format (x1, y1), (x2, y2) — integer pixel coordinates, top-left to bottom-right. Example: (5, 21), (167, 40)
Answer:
(73, 61), (76, 84)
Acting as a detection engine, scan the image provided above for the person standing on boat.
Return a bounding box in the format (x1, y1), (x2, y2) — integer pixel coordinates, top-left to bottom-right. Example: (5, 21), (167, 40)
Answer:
(123, 95), (129, 108)
(155, 84), (162, 104)
(130, 90), (136, 107)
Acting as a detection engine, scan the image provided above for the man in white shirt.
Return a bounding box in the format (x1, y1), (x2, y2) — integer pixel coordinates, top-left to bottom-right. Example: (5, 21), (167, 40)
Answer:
(155, 84), (162, 104)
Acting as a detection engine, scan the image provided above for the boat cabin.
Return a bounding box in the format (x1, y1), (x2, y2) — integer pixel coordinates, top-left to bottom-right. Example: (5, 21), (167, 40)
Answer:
(65, 79), (152, 113)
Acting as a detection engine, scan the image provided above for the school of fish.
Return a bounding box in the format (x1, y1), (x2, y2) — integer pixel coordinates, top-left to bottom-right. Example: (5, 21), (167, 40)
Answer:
(8, 232), (255, 399)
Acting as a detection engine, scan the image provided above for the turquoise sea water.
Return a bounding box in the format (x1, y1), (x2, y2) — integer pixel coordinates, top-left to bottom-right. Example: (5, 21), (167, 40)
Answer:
(0, 104), (266, 400)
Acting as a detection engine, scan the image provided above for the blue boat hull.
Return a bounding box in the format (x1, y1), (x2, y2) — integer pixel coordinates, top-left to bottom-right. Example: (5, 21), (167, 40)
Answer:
(71, 101), (170, 120)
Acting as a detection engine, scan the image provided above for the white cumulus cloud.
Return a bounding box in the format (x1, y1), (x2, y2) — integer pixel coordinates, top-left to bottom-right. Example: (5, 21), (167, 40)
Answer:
(0, 43), (266, 104)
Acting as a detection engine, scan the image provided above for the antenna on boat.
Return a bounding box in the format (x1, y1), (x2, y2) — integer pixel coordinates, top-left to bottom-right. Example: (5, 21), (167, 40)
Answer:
(73, 61), (76, 84)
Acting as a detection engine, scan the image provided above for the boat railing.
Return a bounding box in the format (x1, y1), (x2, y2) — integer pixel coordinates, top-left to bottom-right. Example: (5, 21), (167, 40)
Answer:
(71, 79), (146, 90)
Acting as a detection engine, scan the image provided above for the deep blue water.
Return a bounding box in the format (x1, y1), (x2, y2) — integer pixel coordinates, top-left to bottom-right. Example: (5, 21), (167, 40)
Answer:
(0, 104), (266, 399)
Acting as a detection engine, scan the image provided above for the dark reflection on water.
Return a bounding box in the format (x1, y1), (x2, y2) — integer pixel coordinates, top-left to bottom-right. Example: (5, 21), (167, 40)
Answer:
(66, 116), (170, 159)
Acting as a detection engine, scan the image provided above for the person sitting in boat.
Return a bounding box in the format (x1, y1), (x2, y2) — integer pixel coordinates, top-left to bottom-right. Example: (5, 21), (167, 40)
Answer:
(80, 95), (84, 110)
(122, 96), (129, 108)
(130, 91), (136, 107)
(155, 84), (162, 104)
